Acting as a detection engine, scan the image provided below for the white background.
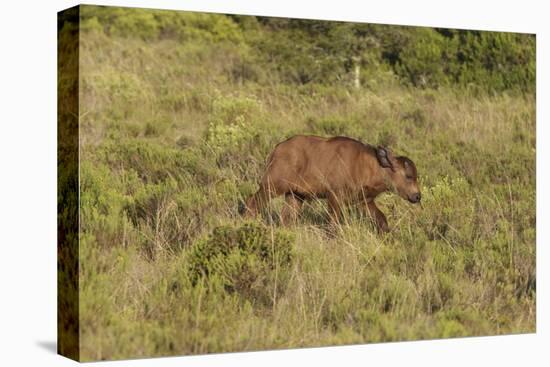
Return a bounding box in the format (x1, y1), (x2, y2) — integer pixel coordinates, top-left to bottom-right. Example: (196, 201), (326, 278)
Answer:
(0, 0), (547, 365)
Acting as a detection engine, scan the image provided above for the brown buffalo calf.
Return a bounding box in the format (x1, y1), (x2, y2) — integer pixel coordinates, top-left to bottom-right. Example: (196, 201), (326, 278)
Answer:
(242, 135), (421, 232)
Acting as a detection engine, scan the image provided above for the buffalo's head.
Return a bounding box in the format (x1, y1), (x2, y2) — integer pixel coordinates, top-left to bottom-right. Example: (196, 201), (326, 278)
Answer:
(376, 146), (421, 204)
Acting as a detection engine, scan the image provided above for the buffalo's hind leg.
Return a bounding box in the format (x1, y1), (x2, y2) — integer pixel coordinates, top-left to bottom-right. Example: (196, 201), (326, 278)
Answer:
(281, 192), (304, 226)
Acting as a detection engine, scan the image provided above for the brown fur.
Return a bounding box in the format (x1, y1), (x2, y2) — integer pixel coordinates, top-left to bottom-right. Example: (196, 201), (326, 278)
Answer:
(242, 135), (421, 232)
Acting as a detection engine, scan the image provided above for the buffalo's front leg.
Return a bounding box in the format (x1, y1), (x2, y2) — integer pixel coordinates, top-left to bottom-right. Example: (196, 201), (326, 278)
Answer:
(366, 201), (389, 233)
(242, 184), (277, 218)
(281, 193), (304, 226)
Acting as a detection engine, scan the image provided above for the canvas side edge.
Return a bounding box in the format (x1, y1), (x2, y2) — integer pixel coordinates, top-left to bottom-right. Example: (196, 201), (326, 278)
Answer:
(57, 4), (81, 362)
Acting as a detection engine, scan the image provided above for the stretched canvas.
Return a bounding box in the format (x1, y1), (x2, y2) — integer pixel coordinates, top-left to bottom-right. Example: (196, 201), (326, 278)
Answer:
(58, 4), (536, 362)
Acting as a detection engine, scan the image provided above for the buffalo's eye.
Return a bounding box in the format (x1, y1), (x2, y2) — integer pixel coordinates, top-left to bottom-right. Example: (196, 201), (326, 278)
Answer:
(406, 174), (414, 180)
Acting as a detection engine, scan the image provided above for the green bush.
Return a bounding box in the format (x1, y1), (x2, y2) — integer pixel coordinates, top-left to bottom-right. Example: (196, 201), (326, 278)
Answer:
(187, 222), (294, 306)
(419, 176), (476, 243)
(204, 94), (266, 165)
(80, 162), (131, 249)
(374, 25), (535, 92)
(394, 28), (449, 88)
(99, 140), (217, 185)
(81, 6), (244, 43)
(110, 10), (160, 40)
(449, 31), (536, 93)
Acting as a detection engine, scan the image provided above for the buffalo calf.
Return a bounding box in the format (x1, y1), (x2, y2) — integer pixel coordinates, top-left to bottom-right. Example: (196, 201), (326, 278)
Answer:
(242, 135), (421, 232)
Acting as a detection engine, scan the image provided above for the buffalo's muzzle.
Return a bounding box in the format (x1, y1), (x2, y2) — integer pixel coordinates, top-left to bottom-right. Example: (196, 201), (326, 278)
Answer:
(408, 192), (421, 203)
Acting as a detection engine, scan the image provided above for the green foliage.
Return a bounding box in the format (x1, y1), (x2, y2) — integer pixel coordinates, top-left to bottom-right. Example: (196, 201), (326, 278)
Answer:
(419, 176), (475, 242)
(111, 9), (160, 40)
(394, 28), (449, 88)
(80, 6), (244, 43)
(188, 222), (294, 306)
(449, 30), (536, 93)
(205, 95), (261, 154)
(80, 161), (131, 249)
(99, 140), (217, 185)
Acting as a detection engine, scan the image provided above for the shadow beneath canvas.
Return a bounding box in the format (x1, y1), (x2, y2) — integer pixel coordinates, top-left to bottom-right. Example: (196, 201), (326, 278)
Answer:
(36, 340), (57, 354)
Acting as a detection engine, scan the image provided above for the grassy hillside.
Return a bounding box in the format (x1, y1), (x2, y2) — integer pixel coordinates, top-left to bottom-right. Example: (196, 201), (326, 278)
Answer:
(70, 6), (535, 361)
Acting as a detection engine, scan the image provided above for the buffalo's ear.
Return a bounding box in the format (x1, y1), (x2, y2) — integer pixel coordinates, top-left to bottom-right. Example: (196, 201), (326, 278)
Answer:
(376, 146), (394, 169)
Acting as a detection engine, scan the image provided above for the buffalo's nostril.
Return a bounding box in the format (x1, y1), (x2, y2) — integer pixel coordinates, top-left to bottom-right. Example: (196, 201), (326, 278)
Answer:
(409, 193), (421, 203)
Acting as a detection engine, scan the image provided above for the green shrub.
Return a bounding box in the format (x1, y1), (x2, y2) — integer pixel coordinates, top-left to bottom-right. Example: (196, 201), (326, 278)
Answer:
(206, 116), (253, 152)
(394, 28), (449, 88)
(155, 11), (245, 43)
(187, 222), (294, 306)
(419, 176), (476, 244)
(80, 16), (104, 34)
(110, 10), (160, 40)
(99, 140), (217, 185)
(81, 6), (244, 44)
(204, 95), (266, 165)
(88, 69), (149, 106)
(80, 162), (132, 249)
(449, 31), (536, 93)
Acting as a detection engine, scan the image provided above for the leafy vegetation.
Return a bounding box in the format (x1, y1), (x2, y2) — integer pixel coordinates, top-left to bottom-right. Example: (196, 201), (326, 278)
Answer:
(68, 5), (536, 361)
(187, 222), (294, 306)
